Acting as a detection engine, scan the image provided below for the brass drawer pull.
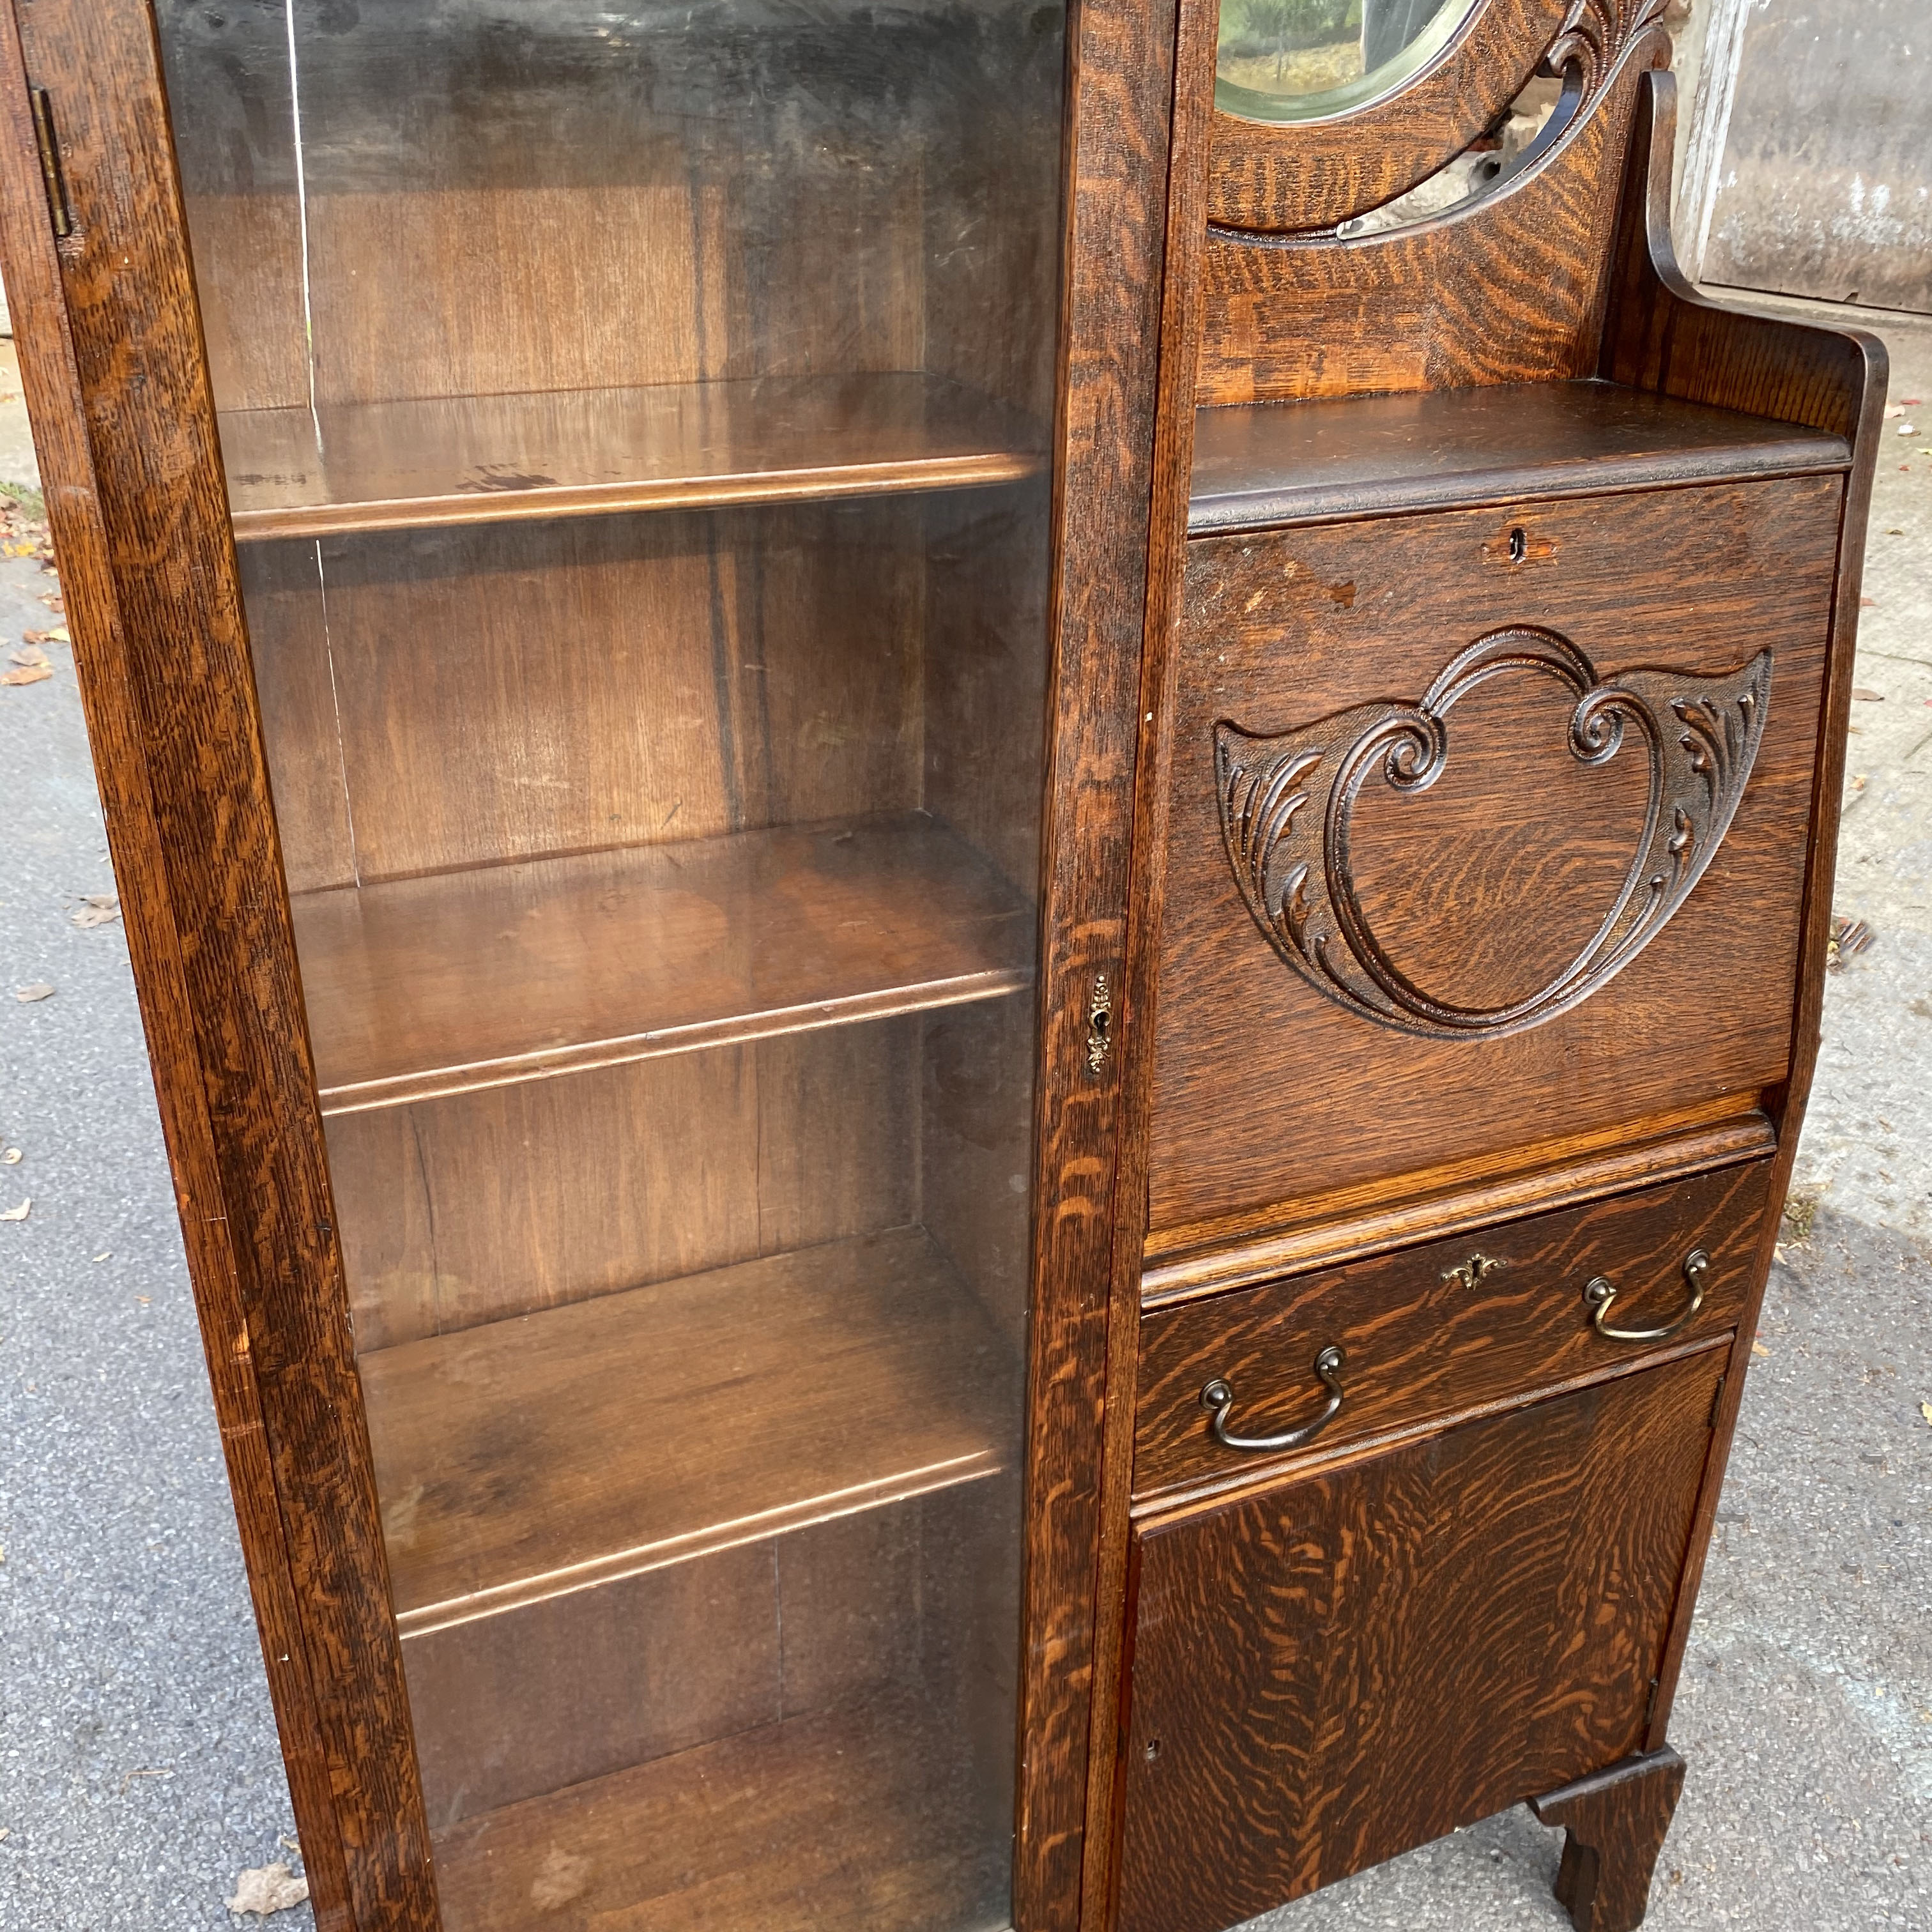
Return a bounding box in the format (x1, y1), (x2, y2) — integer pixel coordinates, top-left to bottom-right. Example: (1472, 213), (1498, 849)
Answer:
(1200, 1346), (1346, 1453)
(1585, 1248), (1710, 1344)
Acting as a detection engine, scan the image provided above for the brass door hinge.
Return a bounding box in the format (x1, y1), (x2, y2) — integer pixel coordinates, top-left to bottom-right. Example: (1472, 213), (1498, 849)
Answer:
(30, 86), (75, 239)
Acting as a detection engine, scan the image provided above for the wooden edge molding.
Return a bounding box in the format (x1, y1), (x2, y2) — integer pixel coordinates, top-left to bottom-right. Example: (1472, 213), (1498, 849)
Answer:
(1012, 0), (1189, 1923)
(0, 3), (440, 1926)
(1604, 70), (1890, 1757)
(1142, 1104), (1777, 1304)
(1206, 0), (1572, 234)
(1126, 1333), (1731, 1527)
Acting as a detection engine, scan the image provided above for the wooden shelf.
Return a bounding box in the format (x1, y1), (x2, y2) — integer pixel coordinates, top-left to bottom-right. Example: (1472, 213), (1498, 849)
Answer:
(293, 813), (1033, 1116)
(431, 1696), (1011, 1932)
(220, 372), (1044, 541)
(362, 1226), (1016, 1636)
(1187, 379), (1852, 534)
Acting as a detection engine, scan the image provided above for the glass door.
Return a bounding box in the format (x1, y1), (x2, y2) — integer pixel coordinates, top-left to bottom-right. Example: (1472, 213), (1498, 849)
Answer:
(151, 3), (1066, 1924)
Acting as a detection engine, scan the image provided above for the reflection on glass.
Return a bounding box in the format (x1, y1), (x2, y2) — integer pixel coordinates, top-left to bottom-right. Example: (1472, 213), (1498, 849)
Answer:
(1216, 0), (1477, 123)
(154, 0), (1064, 1924)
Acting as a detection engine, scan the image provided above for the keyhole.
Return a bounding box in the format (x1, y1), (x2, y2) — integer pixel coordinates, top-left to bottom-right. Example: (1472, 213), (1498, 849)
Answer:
(1508, 526), (1528, 563)
(1143, 1738), (1162, 1763)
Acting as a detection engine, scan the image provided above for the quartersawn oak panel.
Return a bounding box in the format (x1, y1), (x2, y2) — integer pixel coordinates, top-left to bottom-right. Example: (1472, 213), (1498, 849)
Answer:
(1135, 1160), (1769, 1501)
(1197, 33), (1667, 406)
(1114, 1348), (1725, 1932)
(1150, 477), (1839, 1247)
(360, 1225), (1016, 1629)
(293, 813), (1031, 1114)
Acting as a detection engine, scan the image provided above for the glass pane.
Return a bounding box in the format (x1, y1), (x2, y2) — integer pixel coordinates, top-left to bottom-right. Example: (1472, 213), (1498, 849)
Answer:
(155, 3), (1064, 1926)
(1216, 0), (1477, 122)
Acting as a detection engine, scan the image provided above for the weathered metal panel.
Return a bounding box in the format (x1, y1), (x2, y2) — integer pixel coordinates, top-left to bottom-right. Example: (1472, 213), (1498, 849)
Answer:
(1698, 0), (1931, 314)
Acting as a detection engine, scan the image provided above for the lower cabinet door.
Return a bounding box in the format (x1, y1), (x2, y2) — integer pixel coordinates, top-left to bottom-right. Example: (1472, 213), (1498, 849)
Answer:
(1113, 1346), (1726, 1932)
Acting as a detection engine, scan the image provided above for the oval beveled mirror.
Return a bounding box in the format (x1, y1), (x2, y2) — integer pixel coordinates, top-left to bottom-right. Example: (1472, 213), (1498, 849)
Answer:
(1215, 0), (1482, 123)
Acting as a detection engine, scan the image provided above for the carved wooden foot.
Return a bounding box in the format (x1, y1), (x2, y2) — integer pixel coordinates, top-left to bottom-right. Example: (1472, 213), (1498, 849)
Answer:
(1529, 1747), (1686, 1932)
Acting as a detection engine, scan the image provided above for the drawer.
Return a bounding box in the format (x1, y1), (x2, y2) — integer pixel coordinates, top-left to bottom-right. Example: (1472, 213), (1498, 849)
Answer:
(1149, 479), (1837, 1252)
(1134, 1160), (1770, 1501)
(1114, 1348), (1726, 1932)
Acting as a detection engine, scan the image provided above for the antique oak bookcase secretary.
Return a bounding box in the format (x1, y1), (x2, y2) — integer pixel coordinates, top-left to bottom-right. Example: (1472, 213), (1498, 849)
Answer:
(0, 0), (1882, 1925)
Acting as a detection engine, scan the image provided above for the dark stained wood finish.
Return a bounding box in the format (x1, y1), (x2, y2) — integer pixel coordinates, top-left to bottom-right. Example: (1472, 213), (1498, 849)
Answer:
(360, 1225), (1013, 1629)
(1011, 0), (1189, 1910)
(1188, 378), (1848, 533)
(1134, 1160), (1768, 1503)
(222, 374), (1043, 542)
(1532, 1747), (1687, 1932)
(1197, 26), (1671, 407)
(1206, 0), (1572, 235)
(431, 1696), (1010, 1932)
(402, 1474), (1011, 1833)
(1, 2), (438, 1924)
(326, 1022), (921, 1353)
(1112, 1349), (1724, 1932)
(1152, 478), (1838, 1246)
(291, 814), (1031, 1114)
(1143, 1101), (1774, 1299)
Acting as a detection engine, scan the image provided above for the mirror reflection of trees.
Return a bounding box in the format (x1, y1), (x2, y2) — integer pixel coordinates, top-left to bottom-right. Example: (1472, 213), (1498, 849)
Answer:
(1216, 0), (1464, 102)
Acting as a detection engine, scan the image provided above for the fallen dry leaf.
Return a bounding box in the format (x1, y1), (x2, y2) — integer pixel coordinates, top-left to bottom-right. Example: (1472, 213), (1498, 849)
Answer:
(0, 1201), (29, 1223)
(36, 591), (61, 612)
(1850, 687), (1883, 702)
(8, 643), (49, 668)
(1, 541), (33, 558)
(0, 663), (50, 686)
(1751, 1341), (1770, 1358)
(1922, 1402), (1931, 1428)
(70, 893), (119, 928)
(21, 625), (66, 646)
(227, 1863), (310, 1917)
(13, 983), (53, 1002)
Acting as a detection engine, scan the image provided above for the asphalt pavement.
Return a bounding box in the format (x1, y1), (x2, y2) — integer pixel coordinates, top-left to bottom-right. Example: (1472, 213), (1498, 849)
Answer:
(1, 310), (1928, 1931)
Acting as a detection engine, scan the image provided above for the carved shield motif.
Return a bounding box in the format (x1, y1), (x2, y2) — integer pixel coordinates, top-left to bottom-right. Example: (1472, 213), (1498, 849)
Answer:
(1215, 627), (1772, 1039)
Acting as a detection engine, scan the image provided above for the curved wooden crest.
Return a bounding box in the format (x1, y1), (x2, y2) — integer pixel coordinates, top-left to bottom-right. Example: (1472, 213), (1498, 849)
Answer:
(1208, 0), (1673, 236)
(1214, 628), (1772, 1039)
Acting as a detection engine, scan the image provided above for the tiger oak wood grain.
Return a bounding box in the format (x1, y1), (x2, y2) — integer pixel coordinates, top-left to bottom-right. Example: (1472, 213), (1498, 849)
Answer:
(1531, 1747), (1687, 1932)
(1134, 1160), (1768, 1502)
(1151, 478), (1838, 1241)
(1011, 0), (1185, 1913)
(1197, 26), (1670, 406)
(1113, 1350), (1724, 1932)
(3, 1), (440, 1923)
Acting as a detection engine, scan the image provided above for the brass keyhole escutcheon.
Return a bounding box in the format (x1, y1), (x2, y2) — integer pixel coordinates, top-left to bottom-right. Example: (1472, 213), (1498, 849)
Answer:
(1086, 973), (1113, 1073)
(1443, 1252), (1506, 1292)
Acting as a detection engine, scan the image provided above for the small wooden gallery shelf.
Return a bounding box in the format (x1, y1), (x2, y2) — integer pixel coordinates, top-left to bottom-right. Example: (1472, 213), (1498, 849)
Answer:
(1186, 379), (1851, 531)
(220, 371), (1044, 541)
(293, 813), (1034, 1116)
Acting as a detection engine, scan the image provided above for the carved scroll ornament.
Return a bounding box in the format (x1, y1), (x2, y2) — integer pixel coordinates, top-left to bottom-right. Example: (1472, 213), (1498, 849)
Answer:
(1215, 628), (1772, 1041)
